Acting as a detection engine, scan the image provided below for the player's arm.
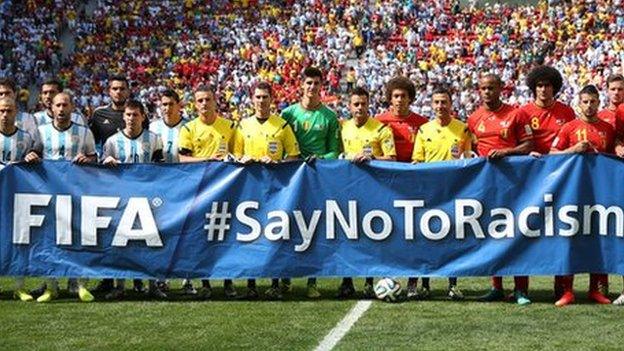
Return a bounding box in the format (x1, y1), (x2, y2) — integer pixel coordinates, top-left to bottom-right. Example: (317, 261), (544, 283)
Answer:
(375, 125), (397, 161)
(74, 130), (98, 164)
(102, 138), (119, 166)
(411, 128), (425, 163)
(321, 117), (341, 159)
(282, 123), (301, 162)
(550, 127), (590, 154)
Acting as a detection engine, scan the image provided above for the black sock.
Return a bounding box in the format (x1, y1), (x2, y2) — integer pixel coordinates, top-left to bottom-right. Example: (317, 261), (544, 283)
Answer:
(271, 278), (279, 288)
(247, 279), (256, 288)
(408, 277), (418, 287)
(365, 277), (374, 285)
(448, 277), (457, 287)
(202, 279), (211, 288)
(422, 278), (430, 289)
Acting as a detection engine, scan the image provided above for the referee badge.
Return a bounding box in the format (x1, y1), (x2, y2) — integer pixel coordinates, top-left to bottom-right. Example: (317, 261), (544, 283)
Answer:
(268, 141), (279, 154)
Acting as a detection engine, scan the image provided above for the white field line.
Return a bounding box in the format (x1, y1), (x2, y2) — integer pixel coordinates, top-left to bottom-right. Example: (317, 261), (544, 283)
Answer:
(314, 300), (373, 351)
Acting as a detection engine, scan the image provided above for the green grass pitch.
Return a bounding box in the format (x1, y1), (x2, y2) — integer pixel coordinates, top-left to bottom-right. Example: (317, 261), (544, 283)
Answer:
(0, 276), (621, 350)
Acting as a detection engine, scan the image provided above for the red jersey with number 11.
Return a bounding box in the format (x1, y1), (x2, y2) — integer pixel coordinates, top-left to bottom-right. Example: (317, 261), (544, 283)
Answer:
(551, 119), (615, 154)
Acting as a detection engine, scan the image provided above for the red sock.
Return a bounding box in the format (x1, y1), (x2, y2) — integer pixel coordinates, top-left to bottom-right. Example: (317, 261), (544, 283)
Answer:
(492, 276), (503, 290)
(590, 273), (608, 291)
(514, 276), (528, 292)
(558, 275), (574, 292)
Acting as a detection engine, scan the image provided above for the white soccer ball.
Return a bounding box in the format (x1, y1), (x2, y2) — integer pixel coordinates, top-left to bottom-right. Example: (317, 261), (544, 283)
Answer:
(374, 278), (402, 302)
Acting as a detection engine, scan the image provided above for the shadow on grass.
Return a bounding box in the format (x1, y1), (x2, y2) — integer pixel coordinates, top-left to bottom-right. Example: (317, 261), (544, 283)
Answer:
(0, 286), (621, 305)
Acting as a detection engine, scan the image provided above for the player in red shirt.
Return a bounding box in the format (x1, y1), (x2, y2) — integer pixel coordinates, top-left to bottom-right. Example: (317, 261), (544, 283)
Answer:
(597, 74), (624, 157)
(374, 76), (428, 300)
(376, 76), (429, 162)
(550, 85), (615, 306)
(518, 65), (576, 303)
(518, 66), (575, 156)
(467, 73), (534, 305)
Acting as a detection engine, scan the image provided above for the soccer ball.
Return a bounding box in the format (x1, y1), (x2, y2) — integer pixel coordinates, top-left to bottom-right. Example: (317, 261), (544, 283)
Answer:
(374, 278), (402, 302)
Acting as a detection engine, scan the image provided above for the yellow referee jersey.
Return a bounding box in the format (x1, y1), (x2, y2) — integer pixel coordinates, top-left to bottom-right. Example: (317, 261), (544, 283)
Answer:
(178, 116), (236, 158)
(412, 118), (472, 162)
(341, 117), (396, 158)
(233, 114), (300, 161)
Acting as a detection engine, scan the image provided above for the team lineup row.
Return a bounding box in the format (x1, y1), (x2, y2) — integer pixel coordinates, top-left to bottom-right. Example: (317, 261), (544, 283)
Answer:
(1, 65), (624, 306)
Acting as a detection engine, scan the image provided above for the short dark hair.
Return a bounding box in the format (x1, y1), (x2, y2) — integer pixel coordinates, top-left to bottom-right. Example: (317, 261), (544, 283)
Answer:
(479, 73), (503, 86)
(386, 76), (416, 103)
(606, 74), (624, 88)
(124, 99), (145, 114)
(109, 75), (129, 87)
(579, 85), (600, 97)
(0, 77), (17, 93)
(526, 66), (563, 96)
(41, 79), (63, 90)
(253, 81), (273, 96)
(431, 85), (452, 100)
(194, 84), (214, 96)
(302, 66), (323, 80)
(161, 89), (180, 103)
(351, 86), (369, 99)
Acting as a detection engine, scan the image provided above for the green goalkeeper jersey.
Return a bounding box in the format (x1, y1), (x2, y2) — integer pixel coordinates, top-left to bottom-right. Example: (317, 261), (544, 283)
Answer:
(281, 103), (341, 159)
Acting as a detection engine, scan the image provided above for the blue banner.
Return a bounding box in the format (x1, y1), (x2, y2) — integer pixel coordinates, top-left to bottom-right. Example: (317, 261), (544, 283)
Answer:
(2, 155), (624, 279)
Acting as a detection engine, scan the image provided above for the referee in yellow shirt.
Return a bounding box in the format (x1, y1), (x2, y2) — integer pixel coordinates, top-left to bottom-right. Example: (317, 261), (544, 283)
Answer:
(337, 87), (396, 299)
(233, 81), (301, 299)
(411, 86), (472, 301)
(178, 85), (237, 300)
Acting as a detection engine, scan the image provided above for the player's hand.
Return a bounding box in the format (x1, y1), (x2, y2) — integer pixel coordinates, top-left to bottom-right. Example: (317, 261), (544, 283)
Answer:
(529, 151), (542, 158)
(24, 152), (41, 163)
(351, 153), (372, 164)
(103, 156), (119, 166)
(572, 140), (591, 153)
(304, 155), (317, 164)
(238, 155), (253, 164)
(73, 153), (91, 164)
(259, 156), (275, 164)
(487, 149), (508, 160)
(615, 145), (624, 158)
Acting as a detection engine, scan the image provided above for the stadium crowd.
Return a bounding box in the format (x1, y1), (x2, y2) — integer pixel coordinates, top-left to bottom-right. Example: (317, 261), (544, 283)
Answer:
(1, 0), (624, 120)
(2, 0), (624, 306)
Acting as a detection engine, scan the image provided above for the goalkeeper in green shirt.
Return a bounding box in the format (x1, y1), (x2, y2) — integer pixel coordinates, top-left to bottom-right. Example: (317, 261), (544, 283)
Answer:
(264, 66), (341, 300)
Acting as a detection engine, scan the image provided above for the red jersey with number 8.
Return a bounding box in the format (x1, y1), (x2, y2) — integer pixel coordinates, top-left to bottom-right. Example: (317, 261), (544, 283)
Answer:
(519, 101), (575, 154)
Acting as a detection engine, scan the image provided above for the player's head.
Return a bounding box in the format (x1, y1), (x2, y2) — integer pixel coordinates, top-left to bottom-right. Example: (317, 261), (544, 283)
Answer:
(301, 66), (323, 99)
(0, 96), (17, 130)
(252, 81), (272, 117)
(477, 73), (503, 105)
(51, 92), (74, 125)
(431, 85), (452, 119)
(40, 79), (63, 109)
(349, 87), (369, 121)
(0, 78), (17, 100)
(108, 75), (130, 105)
(160, 89), (181, 121)
(123, 99), (146, 134)
(526, 66), (563, 102)
(386, 76), (415, 115)
(578, 85), (600, 118)
(606, 74), (624, 107)
(194, 85), (216, 117)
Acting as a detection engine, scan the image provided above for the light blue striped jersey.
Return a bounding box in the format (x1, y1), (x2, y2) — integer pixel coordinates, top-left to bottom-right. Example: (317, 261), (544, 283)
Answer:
(15, 111), (37, 136)
(33, 110), (87, 127)
(35, 122), (97, 160)
(149, 119), (185, 163)
(102, 129), (163, 163)
(0, 128), (36, 163)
